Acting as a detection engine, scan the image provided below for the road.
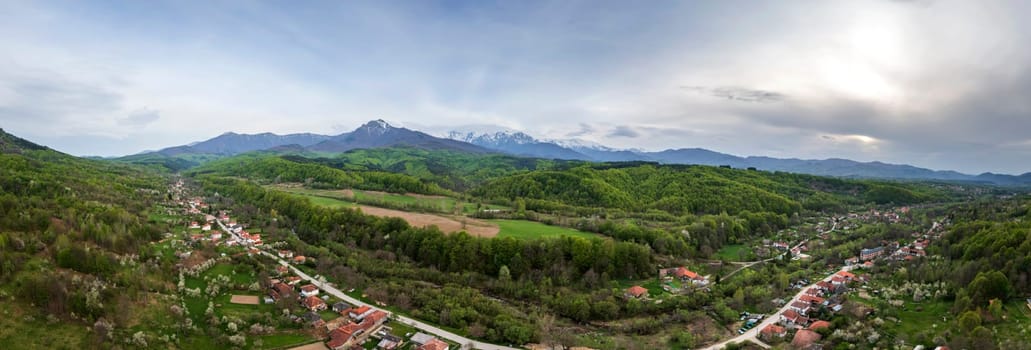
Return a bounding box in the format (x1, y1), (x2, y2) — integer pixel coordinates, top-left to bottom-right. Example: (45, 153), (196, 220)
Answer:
(700, 221), (840, 350)
(259, 251), (521, 350)
(699, 268), (852, 350)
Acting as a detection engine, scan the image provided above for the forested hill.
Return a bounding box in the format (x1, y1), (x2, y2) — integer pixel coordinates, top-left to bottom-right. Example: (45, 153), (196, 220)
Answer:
(0, 129), (168, 345)
(472, 163), (950, 215)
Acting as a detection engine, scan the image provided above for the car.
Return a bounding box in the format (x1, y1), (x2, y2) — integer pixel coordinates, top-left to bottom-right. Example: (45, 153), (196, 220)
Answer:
(738, 329), (745, 334)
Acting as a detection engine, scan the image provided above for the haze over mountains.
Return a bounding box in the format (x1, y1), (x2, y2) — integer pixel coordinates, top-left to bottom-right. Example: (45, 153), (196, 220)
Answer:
(126, 120), (1031, 186)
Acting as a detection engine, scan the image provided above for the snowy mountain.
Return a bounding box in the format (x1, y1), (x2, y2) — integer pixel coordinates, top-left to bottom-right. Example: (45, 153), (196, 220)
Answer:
(444, 129), (588, 160)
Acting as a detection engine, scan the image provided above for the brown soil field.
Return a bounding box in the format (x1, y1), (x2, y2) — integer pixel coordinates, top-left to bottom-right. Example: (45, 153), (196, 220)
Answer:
(288, 343), (329, 350)
(229, 295), (260, 305)
(356, 205), (499, 238)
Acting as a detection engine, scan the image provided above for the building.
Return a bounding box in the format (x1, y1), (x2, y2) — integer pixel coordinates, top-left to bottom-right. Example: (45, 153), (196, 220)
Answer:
(300, 284), (320, 298)
(791, 329), (822, 349)
(417, 338), (449, 350)
(760, 324), (787, 340)
(809, 320), (832, 331)
(790, 300), (812, 315)
(333, 301), (351, 313)
(303, 295), (327, 312)
(327, 323), (364, 350)
(861, 246), (885, 261)
(410, 333), (436, 346)
(625, 285), (648, 299)
(270, 282), (293, 301)
(349, 305), (375, 320)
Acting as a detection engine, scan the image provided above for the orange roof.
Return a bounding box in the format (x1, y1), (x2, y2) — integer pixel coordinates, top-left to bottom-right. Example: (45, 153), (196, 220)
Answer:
(792, 329), (822, 348)
(809, 320), (832, 330)
(761, 324), (786, 335)
(627, 285), (648, 297)
(303, 295), (326, 309)
(675, 267), (700, 280)
(800, 295), (825, 304)
(417, 339), (449, 350)
(351, 305), (372, 315)
(782, 309), (800, 321)
(301, 284), (318, 292)
(836, 270), (856, 279)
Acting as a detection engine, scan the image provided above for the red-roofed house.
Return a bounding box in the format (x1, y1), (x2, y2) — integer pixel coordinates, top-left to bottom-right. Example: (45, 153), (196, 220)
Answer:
(417, 338), (450, 350)
(300, 284), (320, 298)
(816, 281), (833, 291)
(760, 324), (787, 340)
(625, 285), (648, 299)
(790, 300), (812, 315)
(349, 305), (374, 320)
(809, 320), (832, 331)
(804, 287), (823, 297)
(359, 310), (388, 331)
(303, 295), (327, 312)
(327, 323), (364, 350)
(836, 271), (856, 280)
(800, 295), (826, 305)
(792, 329), (822, 349)
(780, 309), (801, 325)
(270, 282), (293, 301)
(294, 255), (307, 264)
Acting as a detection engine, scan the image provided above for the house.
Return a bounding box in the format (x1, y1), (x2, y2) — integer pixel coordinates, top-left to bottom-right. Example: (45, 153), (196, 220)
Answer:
(302, 311), (322, 324)
(349, 305), (374, 320)
(210, 231), (222, 240)
(286, 276), (302, 285)
(760, 324), (787, 340)
(830, 276), (847, 286)
(836, 271), (856, 281)
(189, 221), (201, 229)
(625, 285), (648, 299)
(201, 224), (212, 231)
(377, 334), (402, 350)
(417, 339), (449, 350)
(860, 246), (885, 261)
(790, 300), (812, 315)
(772, 242), (789, 250)
(863, 261), (874, 268)
(799, 295), (826, 305)
(270, 282), (293, 301)
(816, 281), (833, 291)
(276, 265), (289, 275)
(809, 320), (832, 331)
(294, 255), (307, 264)
(410, 333), (436, 346)
(780, 309), (801, 325)
(791, 329), (822, 349)
(359, 310), (388, 332)
(325, 317), (351, 332)
(278, 250), (294, 258)
(327, 323), (364, 350)
(333, 301), (352, 313)
(914, 239), (930, 250)
(804, 287), (823, 297)
(300, 284), (320, 298)
(303, 295), (327, 311)
(844, 257), (859, 265)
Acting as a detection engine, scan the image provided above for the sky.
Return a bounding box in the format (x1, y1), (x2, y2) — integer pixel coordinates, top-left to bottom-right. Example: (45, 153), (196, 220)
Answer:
(1, 0), (1031, 174)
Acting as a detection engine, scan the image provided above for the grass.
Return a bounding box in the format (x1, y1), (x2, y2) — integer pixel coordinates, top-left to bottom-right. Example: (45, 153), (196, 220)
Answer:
(0, 300), (89, 349)
(258, 333), (317, 349)
(491, 219), (600, 240)
(715, 244), (751, 262)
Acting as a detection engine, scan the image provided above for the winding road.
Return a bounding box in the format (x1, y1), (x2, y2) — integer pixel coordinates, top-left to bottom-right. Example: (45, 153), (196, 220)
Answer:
(259, 251), (521, 350)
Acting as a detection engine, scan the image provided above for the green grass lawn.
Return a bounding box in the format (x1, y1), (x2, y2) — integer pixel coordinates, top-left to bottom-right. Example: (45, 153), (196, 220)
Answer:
(258, 334), (318, 349)
(491, 219), (600, 240)
(715, 244), (752, 261)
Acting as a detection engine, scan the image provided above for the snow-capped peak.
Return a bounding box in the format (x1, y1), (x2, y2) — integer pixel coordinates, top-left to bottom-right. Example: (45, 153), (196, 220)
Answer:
(547, 138), (620, 152)
(447, 129), (538, 146)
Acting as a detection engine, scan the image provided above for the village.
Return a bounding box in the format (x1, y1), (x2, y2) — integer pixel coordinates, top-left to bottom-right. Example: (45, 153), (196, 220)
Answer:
(170, 178), (464, 350)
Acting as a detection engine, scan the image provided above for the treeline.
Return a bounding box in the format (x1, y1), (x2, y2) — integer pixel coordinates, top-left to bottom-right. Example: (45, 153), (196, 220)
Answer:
(202, 177), (656, 280)
(473, 164), (947, 216)
(190, 153), (451, 195)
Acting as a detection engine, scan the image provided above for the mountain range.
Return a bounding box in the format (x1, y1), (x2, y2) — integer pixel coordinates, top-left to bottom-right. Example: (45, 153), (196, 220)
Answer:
(119, 120), (1031, 186)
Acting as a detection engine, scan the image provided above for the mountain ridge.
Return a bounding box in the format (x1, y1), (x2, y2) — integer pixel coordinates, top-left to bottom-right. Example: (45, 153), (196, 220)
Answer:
(114, 121), (1031, 185)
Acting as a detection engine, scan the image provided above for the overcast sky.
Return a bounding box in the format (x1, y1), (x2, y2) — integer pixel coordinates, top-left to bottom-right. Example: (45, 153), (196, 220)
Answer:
(2, 1), (1030, 174)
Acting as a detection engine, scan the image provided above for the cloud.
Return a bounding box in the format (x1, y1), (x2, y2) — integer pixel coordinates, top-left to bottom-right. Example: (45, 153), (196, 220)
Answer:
(565, 123), (595, 137)
(119, 109), (160, 128)
(607, 125), (640, 138)
(682, 86), (787, 103)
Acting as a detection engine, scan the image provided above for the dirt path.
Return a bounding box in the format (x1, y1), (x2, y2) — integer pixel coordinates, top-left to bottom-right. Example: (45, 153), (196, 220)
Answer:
(356, 205), (499, 238)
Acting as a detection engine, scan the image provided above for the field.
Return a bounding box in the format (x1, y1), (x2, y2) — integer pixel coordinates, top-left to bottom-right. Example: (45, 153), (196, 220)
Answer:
(491, 219), (600, 240)
(715, 244), (752, 261)
(230, 295), (260, 305)
(356, 205), (500, 237)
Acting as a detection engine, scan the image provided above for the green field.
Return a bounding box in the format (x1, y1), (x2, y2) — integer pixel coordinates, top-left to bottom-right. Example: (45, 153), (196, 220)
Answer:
(268, 185), (510, 214)
(715, 244), (753, 261)
(491, 219), (600, 240)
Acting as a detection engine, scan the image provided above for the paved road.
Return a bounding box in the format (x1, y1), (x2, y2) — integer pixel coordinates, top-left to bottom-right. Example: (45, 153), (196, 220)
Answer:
(259, 251), (521, 350)
(701, 221), (840, 350)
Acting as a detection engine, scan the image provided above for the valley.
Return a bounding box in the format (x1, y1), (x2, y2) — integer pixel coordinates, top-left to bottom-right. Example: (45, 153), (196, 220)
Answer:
(2, 126), (1031, 350)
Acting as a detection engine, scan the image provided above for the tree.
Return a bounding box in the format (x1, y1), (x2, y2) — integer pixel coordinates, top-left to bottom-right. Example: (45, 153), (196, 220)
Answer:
(968, 271), (1011, 305)
(498, 265), (511, 283)
(958, 310), (982, 331)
